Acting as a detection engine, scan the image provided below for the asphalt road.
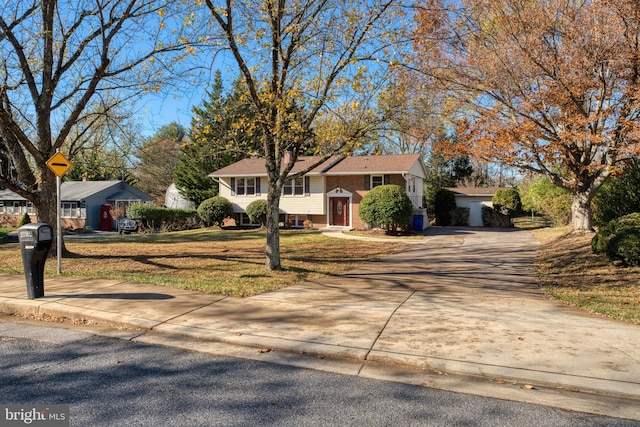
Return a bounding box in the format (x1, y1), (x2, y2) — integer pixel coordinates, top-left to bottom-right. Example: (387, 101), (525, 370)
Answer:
(0, 320), (637, 427)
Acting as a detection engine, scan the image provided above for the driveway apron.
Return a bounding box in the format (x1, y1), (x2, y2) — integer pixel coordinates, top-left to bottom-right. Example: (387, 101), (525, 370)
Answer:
(362, 228), (640, 398)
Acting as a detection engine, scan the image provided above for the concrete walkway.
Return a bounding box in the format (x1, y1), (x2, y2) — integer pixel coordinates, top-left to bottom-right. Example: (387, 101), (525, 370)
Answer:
(1, 227), (639, 420)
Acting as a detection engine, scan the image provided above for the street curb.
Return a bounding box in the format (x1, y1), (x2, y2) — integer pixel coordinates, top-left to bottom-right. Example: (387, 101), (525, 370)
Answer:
(5, 297), (639, 403)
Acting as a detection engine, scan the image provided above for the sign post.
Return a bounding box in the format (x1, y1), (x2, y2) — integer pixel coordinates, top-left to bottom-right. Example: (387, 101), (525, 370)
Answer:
(45, 151), (72, 274)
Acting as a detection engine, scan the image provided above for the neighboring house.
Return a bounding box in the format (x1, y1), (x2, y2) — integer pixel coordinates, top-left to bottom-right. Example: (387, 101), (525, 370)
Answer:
(448, 187), (504, 227)
(0, 180), (153, 230)
(165, 183), (195, 210)
(210, 154), (428, 230)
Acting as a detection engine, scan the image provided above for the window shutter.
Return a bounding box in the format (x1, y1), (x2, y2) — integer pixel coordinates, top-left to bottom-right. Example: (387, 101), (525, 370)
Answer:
(230, 178), (236, 196)
(304, 176), (310, 196)
(384, 174), (390, 185)
(364, 175), (370, 190)
(255, 177), (261, 196)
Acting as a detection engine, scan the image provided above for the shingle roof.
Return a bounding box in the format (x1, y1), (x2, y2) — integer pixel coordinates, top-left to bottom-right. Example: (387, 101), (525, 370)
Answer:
(0, 181), (152, 202)
(324, 154), (422, 175)
(210, 155), (346, 177)
(448, 187), (506, 196)
(62, 181), (121, 200)
(210, 154), (424, 177)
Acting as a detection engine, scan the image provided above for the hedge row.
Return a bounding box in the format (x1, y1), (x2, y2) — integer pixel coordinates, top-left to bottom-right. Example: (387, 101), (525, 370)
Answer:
(126, 202), (199, 232)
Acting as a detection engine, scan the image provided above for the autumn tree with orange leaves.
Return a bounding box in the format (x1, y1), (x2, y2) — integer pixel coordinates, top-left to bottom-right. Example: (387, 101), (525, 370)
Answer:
(414, 0), (640, 232)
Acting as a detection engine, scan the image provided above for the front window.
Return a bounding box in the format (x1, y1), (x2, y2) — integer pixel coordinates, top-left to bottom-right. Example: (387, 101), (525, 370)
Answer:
(61, 202), (80, 218)
(283, 177), (306, 196)
(371, 175), (384, 188)
(234, 177), (259, 196)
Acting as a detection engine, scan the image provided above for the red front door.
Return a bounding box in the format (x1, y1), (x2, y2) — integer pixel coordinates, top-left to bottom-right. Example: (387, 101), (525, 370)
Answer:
(331, 197), (348, 226)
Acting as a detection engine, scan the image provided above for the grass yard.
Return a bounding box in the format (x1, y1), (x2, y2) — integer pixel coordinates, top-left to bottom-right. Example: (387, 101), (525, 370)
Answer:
(0, 228), (406, 297)
(534, 227), (640, 324)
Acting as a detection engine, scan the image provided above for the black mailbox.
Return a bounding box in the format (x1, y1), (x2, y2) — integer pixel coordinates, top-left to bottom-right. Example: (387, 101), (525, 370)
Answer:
(18, 223), (53, 299)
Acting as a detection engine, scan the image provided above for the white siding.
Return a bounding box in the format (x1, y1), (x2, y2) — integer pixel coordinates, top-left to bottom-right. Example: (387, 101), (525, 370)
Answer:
(217, 176), (325, 214)
(454, 195), (493, 209)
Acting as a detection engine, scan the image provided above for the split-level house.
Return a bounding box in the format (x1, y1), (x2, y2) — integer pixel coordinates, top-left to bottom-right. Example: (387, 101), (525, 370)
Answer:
(210, 154), (428, 230)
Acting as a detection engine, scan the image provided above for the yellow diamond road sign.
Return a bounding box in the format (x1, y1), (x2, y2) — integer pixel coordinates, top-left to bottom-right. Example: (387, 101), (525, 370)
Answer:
(46, 152), (72, 178)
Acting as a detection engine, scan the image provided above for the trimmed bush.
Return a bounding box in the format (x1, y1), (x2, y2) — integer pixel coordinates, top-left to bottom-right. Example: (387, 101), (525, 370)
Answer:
(492, 188), (522, 216)
(592, 213), (640, 266)
(434, 189), (456, 226)
(593, 159), (640, 227)
(245, 199), (268, 226)
(359, 184), (414, 233)
(481, 206), (513, 227)
(451, 207), (469, 226)
(197, 196), (233, 226)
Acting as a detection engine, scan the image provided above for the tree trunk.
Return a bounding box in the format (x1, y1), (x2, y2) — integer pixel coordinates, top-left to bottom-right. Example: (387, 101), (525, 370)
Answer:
(265, 183), (282, 270)
(32, 177), (66, 257)
(571, 191), (595, 233)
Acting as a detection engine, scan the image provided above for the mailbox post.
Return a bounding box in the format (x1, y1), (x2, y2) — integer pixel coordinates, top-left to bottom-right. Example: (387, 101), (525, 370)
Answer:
(18, 223), (53, 299)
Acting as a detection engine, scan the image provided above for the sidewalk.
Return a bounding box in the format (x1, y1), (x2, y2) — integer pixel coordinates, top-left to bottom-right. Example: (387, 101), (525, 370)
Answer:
(1, 228), (639, 420)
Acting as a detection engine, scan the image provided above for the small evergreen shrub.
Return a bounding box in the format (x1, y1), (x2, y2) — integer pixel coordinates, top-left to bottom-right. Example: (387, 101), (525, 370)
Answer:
(18, 213), (31, 227)
(245, 199), (268, 226)
(197, 196), (234, 226)
(359, 184), (414, 233)
(434, 189), (456, 226)
(592, 213), (640, 266)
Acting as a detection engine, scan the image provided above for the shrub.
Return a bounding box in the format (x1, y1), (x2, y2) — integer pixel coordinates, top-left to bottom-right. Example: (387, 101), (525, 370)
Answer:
(592, 213), (640, 266)
(434, 189), (456, 226)
(127, 202), (198, 232)
(482, 206), (513, 228)
(245, 199), (268, 226)
(197, 196), (234, 226)
(492, 188), (522, 216)
(359, 184), (414, 233)
(451, 207), (469, 226)
(592, 159), (640, 227)
(18, 212), (31, 227)
(527, 177), (572, 226)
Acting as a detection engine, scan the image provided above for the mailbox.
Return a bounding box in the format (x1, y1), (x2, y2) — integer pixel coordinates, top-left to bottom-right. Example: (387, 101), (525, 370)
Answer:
(18, 223), (53, 299)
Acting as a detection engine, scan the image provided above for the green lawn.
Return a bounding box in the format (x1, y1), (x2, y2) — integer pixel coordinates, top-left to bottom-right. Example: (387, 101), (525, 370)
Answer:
(0, 228), (407, 297)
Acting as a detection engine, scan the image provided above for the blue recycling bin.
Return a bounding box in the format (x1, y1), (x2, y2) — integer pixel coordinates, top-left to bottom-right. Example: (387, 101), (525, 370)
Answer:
(413, 214), (424, 231)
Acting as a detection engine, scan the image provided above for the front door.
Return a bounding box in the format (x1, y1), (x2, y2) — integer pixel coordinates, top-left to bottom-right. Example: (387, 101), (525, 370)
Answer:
(331, 197), (349, 226)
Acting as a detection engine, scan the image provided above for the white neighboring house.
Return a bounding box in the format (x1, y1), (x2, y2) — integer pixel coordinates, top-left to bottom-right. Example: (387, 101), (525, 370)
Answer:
(165, 183), (195, 210)
(210, 154), (429, 230)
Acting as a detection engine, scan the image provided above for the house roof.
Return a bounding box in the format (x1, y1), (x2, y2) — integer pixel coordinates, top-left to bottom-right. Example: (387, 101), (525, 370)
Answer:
(0, 181), (152, 203)
(448, 187), (507, 197)
(323, 154), (423, 175)
(210, 154), (426, 178)
(62, 181), (122, 201)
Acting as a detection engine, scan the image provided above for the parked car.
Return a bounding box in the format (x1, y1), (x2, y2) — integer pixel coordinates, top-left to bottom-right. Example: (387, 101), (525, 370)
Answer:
(118, 218), (137, 234)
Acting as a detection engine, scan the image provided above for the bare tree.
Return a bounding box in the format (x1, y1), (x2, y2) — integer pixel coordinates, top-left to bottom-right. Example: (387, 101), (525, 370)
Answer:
(0, 0), (195, 252)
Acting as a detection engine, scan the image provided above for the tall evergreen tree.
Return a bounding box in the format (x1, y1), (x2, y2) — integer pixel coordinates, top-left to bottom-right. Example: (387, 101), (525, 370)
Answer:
(174, 72), (263, 206)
